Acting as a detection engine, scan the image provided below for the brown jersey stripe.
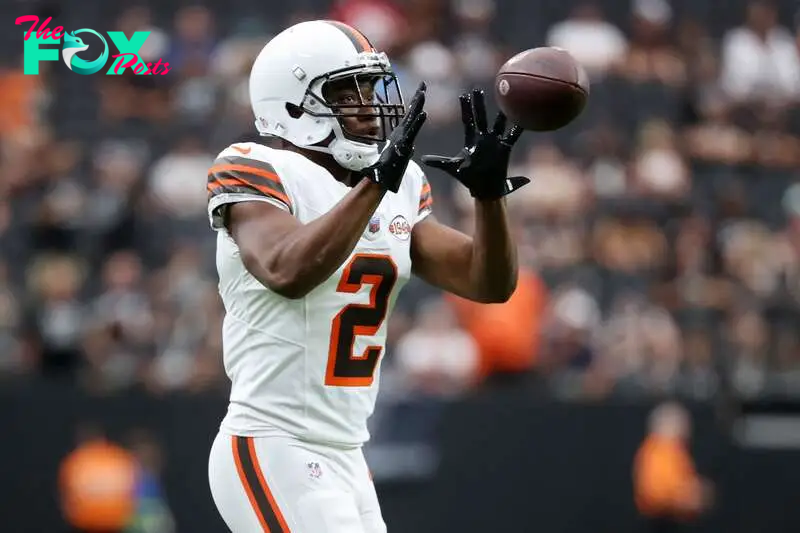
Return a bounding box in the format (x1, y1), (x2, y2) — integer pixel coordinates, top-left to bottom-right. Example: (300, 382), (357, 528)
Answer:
(420, 175), (432, 194)
(208, 163), (285, 191)
(325, 21), (374, 53)
(207, 178), (291, 207)
(215, 155), (280, 179)
(418, 196), (433, 213)
(206, 176), (289, 204)
(208, 164), (291, 208)
(419, 176), (433, 212)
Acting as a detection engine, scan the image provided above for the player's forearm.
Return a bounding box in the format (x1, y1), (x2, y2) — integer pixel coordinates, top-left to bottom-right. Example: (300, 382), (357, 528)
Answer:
(268, 178), (385, 298)
(469, 198), (518, 302)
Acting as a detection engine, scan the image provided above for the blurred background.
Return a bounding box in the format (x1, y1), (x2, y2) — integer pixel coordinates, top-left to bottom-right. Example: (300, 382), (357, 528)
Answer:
(2, 0), (800, 531)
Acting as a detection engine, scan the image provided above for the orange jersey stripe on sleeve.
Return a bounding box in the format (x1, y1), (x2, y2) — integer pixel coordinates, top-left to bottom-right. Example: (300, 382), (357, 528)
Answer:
(207, 160), (291, 210)
(418, 176), (433, 214)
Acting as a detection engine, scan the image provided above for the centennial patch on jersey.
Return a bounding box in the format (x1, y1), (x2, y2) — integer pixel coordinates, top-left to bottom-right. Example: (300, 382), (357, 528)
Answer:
(207, 155), (292, 211)
(388, 215), (411, 241)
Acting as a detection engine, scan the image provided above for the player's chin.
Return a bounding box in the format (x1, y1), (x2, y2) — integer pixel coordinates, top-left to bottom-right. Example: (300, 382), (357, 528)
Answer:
(346, 129), (383, 144)
(341, 119), (381, 140)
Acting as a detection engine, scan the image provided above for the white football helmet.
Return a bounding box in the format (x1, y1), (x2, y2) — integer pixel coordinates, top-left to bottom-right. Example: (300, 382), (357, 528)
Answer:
(249, 20), (405, 171)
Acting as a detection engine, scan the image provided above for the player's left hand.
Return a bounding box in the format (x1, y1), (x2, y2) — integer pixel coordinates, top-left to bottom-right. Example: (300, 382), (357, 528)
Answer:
(362, 82), (427, 193)
(421, 89), (529, 200)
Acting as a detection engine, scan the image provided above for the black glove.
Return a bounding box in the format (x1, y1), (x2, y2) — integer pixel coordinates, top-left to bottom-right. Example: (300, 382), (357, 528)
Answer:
(362, 82), (427, 193)
(421, 89), (529, 200)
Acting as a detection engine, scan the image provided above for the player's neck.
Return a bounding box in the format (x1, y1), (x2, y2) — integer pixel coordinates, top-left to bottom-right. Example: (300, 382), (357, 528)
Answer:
(300, 150), (355, 185)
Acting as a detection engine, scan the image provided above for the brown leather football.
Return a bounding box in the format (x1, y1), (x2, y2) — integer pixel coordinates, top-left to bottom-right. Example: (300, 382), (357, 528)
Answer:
(495, 47), (589, 131)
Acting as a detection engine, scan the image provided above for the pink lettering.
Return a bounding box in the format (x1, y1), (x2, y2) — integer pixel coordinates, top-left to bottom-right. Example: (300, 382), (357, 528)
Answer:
(110, 53), (168, 75)
(16, 15), (39, 41)
(149, 58), (164, 75)
(35, 17), (54, 39)
(110, 53), (139, 74)
(15, 15), (62, 41)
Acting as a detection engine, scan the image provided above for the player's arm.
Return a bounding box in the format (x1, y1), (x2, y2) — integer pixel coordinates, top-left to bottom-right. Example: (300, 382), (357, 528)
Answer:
(414, 89), (529, 303)
(226, 181), (388, 298)
(218, 84), (428, 299)
(411, 202), (517, 304)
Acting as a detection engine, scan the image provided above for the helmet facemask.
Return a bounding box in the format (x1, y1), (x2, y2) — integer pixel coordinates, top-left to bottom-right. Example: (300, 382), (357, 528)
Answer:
(299, 61), (405, 170)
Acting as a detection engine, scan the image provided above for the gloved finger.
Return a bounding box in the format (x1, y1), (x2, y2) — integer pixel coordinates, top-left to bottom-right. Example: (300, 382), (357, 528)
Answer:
(406, 110), (427, 141)
(459, 93), (475, 145)
(492, 112), (507, 136)
(503, 123), (524, 145)
(504, 175), (531, 194)
(421, 154), (461, 174)
(403, 82), (427, 125)
(471, 89), (488, 133)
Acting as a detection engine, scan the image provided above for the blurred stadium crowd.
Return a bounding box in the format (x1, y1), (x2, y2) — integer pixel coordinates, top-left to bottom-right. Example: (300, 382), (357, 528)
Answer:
(1, 0), (800, 405)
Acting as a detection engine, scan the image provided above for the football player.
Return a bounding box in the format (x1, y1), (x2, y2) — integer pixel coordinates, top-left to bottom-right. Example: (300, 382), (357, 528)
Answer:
(207, 20), (529, 533)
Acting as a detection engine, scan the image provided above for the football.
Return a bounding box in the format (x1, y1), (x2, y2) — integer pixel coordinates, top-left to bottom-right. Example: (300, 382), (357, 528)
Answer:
(494, 47), (589, 132)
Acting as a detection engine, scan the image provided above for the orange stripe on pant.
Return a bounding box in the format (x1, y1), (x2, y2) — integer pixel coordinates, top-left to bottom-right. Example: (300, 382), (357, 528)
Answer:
(232, 436), (291, 532)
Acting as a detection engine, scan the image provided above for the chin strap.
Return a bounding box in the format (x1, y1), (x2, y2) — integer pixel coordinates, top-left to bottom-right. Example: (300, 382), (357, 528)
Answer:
(302, 138), (380, 171)
(330, 138), (381, 171)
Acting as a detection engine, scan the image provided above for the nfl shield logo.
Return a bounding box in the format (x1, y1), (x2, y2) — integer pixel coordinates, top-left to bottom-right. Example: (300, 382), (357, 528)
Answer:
(307, 461), (322, 479)
(368, 216), (381, 234)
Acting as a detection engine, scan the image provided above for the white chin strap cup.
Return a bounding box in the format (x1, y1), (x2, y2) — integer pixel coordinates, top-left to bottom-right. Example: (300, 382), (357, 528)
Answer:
(329, 137), (381, 171)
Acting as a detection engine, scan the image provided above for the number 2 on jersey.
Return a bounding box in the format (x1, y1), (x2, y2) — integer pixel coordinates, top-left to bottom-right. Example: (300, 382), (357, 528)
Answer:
(325, 254), (398, 387)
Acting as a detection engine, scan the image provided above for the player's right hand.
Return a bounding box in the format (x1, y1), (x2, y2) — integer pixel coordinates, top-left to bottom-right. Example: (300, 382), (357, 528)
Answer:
(421, 89), (529, 200)
(362, 82), (427, 193)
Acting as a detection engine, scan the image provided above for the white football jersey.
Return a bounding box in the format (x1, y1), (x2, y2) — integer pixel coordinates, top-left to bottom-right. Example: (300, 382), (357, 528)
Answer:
(207, 142), (433, 447)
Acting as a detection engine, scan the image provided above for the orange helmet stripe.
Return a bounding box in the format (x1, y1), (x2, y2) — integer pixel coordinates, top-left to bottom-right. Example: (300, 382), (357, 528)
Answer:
(325, 20), (374, 53)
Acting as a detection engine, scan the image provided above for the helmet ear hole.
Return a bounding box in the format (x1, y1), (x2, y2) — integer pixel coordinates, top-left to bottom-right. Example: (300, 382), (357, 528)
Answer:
(285, 103), (304, 118)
